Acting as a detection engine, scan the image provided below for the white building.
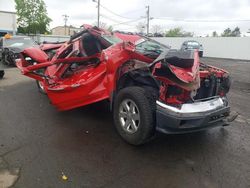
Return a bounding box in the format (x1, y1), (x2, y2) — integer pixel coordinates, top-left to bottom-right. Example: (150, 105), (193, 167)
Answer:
(0, 10), (17, 36)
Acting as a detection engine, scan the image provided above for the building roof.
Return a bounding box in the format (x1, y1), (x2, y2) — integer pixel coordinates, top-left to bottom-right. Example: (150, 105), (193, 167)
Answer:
(51, 26), (80, 30)
(0, 10), (16, 14)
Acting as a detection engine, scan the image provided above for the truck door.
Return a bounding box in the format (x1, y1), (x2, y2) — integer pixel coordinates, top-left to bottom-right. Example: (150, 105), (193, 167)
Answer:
(46, 55), (109, 111)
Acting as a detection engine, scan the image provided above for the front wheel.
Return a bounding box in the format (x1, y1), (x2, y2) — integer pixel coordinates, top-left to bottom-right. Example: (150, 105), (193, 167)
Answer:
(36, 80), (46, 94)
(113, 87), (156, 145)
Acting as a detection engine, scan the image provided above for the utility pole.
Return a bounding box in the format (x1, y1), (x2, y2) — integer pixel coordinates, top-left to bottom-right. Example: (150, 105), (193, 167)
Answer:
(62, 14), (69, 35)
(97, 0), (100, 27)
(146, 5), (149, 35)
(146, 5), (153, 36)
(93, 0), (100, 27)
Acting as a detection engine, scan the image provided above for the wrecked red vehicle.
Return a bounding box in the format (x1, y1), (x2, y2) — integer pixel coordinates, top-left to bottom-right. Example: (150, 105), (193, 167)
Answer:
(16, 26), (235, 145)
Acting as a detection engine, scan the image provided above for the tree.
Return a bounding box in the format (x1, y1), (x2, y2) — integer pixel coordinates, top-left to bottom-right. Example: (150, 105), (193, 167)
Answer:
(232, 27), (241, 37)
(136, 22), (145, 33)
(98, 22), (107, 29)
(151, 25), (162, 34)
(221, 28), (232, 37)
(165, 27), (182, 37)
(183, 31), (194, 37)
(15, 0), (52, 34)
(165, 27), (193, 37)
(107, 25), (113, 32)
(221, 27), (241, 37)
(212, 31), (218, 37)
(93, 21), (113, 31)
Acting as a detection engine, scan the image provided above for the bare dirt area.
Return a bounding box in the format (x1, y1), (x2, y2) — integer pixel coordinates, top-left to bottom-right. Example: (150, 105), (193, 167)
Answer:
(0, 58), (250, 188)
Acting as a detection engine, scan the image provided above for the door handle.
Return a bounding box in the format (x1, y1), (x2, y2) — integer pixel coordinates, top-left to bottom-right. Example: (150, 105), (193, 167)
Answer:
(48, 83), (80, 91)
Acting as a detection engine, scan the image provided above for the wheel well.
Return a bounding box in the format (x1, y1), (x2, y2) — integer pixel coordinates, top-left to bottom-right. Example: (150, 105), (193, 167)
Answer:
(116, 69), (159, 91)
(110, 68), (160, 111)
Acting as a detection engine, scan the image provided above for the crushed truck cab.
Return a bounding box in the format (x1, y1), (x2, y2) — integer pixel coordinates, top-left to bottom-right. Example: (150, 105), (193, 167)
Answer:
(16, 25), (236, 145)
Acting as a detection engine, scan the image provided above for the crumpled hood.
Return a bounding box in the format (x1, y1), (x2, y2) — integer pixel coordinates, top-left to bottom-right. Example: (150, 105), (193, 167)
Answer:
(22, 47), (48, 63)
(152, 49), (200, 90)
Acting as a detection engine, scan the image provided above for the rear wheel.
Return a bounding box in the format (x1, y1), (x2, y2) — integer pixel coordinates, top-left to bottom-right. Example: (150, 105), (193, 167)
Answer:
(113, 87), (156, 145)
(2, 53), (15, 66)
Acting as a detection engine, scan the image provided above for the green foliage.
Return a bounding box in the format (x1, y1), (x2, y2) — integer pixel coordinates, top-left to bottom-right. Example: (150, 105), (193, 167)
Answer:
(107, 25), (113, 32)
(221, 28), (232, 37)
(231, 27), (241, 37)
(165, 27), (193, 37)
(221, 27), (241, 37)
(15, 0), (52, 34)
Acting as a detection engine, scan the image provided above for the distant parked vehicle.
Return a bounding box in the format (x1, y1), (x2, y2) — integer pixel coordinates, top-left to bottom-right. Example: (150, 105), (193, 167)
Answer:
(180, 40), (203, 57)
(153, 33), (164, 37)
(0, 35), (38, 66)
(146, 33), (154, 37)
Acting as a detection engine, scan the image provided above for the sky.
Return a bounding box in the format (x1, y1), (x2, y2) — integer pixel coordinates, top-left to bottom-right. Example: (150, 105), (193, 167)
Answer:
(1, 0), (250, 36)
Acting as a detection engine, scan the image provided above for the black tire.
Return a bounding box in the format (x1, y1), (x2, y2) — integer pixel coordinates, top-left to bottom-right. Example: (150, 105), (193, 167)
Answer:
(0, 70), (4, 79)
(2, 54), (15, 66)
(113, 86), (156, 145)
(36, 80), (46, 94)
(1, 55), (8, 65)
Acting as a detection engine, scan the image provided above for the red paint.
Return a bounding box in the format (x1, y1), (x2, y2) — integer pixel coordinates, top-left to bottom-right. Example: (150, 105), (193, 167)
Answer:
(40, 43), (63, 51)
(23, 47), (49, 63)
(114, 32), (141, 43)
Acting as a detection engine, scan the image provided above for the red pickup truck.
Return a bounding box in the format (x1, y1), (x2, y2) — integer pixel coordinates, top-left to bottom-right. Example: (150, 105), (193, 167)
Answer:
(16, 26), (235, 145)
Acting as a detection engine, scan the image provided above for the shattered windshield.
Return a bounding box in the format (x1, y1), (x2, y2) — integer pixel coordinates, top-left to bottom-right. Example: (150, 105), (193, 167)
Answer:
(102, 34), (122, 45)
(135, 38), (169, 58)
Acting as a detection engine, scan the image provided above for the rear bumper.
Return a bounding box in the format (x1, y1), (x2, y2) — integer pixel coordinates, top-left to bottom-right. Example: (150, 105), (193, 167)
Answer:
(156, 97), (231, 134)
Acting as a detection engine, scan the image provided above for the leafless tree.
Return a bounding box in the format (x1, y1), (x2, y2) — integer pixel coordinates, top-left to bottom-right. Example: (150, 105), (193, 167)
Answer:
(151, 25), (162, 34)
(93, 21), (113, 31)
(136, 22), (146, 33)
(99, 22), (107, 29)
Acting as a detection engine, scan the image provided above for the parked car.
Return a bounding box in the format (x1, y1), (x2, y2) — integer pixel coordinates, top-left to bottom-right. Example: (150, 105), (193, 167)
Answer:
(153, 33), (164, 37)
(180, 40), (204, 57)
(0, 35), (38, 66)
(146, 33), (154, 37)
(16, 25), (235, 145)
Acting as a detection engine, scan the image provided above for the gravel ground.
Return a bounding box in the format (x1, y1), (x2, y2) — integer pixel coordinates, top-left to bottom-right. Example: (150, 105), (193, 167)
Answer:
(0, 58), (250, 188)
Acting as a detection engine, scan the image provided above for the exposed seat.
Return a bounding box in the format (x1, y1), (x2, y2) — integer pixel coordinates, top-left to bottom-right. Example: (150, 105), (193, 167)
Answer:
(82, 33), (101, 56)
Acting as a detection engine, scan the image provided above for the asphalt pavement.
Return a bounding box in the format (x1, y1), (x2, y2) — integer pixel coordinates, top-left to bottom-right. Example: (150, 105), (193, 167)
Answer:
(0, 58), (250, 188)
